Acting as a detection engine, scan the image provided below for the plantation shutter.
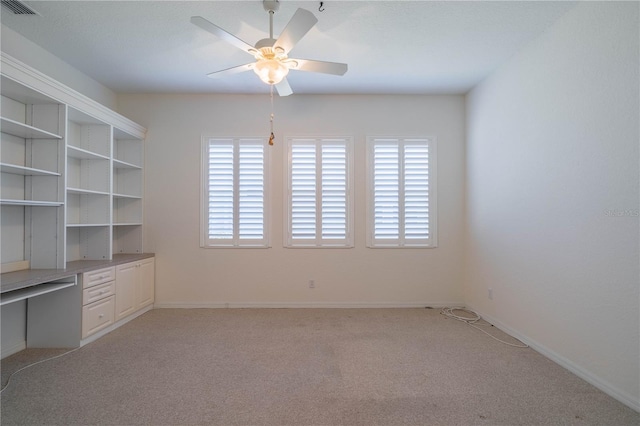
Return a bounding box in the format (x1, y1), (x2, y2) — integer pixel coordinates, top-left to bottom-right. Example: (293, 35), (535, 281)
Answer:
(368, 137), (437, 248)
(202, 138), (269, 247)
(207, 141), (234, 240)
(287, 137), (353, 247)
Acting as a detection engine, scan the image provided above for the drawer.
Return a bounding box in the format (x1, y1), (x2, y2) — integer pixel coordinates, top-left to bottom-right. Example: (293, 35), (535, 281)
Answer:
(82, 267), (115, 289)
(82, 295), (115, 338)
(83, 281), (115, 305)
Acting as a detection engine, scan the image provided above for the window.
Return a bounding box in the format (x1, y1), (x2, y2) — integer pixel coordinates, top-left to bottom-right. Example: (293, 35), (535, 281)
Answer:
(286, 137), (353, 247)
(366, 137), (437, 248)
(201, 137), (270, 247)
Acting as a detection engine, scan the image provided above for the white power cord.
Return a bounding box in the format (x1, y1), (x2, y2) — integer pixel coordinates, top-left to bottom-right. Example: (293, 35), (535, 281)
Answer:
(0, 347), (81, 394)
(440, 307), (529, 348)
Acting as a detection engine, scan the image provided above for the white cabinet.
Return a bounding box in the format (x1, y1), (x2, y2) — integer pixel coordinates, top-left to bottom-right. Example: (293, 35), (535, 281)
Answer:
(115, 258), (154, 321)
(80, 266), (115, 339)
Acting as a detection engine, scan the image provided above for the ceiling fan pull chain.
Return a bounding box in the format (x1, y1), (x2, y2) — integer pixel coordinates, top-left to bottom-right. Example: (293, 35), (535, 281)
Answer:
(269, 85), (275, 145)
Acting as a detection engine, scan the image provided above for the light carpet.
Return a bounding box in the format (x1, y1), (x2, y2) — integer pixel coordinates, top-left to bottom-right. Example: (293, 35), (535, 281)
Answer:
(1, 308), (638, 425)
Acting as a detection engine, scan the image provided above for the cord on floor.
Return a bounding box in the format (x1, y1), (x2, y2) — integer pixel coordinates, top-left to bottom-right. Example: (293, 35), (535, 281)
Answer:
(0, 347), (81, 394)
(440, 307), (529, 348)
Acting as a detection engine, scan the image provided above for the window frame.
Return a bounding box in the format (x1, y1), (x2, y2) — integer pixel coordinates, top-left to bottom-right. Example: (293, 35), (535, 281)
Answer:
(284, 136), (354, 248)
(366, 136), (438, 248)
(200, 136), (271, 248)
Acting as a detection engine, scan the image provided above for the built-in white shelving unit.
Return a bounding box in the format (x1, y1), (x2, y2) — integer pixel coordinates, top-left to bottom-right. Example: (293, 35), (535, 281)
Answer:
(1, 75), (66, 269)
(1, 54), (146, 271)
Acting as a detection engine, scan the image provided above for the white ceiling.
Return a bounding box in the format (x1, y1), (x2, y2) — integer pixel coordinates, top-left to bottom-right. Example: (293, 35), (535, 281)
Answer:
(1, 1), (576, 95)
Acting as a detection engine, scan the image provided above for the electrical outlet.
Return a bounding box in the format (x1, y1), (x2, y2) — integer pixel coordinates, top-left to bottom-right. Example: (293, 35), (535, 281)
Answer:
(309, 280), (315, 289)
(488, 288), (493, 300)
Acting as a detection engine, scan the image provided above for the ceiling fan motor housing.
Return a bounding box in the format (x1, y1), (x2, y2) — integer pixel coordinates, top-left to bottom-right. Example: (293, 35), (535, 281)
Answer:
(263, 0), (280, 13)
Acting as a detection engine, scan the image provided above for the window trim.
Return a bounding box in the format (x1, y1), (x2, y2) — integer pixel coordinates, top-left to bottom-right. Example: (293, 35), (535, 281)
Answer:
(284, 135), (354, 248)
(366, 136), (438, 248)
(200, 136), (271, 248)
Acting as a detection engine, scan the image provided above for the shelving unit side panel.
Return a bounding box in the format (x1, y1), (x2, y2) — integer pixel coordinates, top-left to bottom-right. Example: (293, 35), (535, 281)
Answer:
(80, 226), (112, 260)
(29, 104), (64, 136)
(113, 139), (142, 166)
(80, 124), (111, 157)
(66, 227), (81, 262)
(1, 205), (25, 264)
(112, 225), (143, 254)
(1, 95), (26, 123)
(113, 197), (142, 224)
(27, 206), (64, 269)
(113, 168), (142, 197)
(1, 132), (27, 166)
(81, 159), (111, 193)
(0, 173), (25, 200)
(28, 139), (61, 174)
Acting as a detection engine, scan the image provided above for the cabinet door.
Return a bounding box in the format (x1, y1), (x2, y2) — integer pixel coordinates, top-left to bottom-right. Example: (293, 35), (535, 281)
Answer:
(136, 258), (155, 309)
(115, 262), (136, 320)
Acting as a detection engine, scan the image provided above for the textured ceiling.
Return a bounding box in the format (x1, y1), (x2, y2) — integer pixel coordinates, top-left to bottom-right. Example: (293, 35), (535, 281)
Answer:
(1, 1), (576, 95)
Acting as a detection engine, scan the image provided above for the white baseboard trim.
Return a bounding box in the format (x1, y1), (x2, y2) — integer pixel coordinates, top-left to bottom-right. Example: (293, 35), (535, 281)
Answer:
(153, 301), (463, 309)
(1, 340), (26, 359)
(467, 303), (640, 413)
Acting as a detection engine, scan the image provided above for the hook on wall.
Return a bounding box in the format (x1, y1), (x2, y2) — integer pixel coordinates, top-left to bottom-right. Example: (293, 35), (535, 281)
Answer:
(318, 1), (325, 12)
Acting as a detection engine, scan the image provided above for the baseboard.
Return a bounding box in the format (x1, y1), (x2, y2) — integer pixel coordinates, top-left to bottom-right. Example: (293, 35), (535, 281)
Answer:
(467, 303), (640, 413)
(153, 301), (463, 309)
(1, 340), (26, 359)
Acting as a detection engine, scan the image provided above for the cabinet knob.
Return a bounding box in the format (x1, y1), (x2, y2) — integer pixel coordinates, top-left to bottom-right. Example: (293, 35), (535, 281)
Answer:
(99, 314), (104, 319)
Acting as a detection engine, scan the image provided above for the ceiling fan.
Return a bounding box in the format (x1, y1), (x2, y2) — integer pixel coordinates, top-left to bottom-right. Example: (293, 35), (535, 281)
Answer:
(191, 0), (348, 96)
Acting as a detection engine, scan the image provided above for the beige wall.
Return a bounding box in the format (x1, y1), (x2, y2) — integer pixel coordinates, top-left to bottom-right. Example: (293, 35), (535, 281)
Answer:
(117, 94), (466, 307)
(465, 1), (639, 409)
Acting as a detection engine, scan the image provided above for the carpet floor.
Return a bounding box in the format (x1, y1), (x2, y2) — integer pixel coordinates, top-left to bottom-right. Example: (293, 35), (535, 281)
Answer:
(1, 308), (638, 425)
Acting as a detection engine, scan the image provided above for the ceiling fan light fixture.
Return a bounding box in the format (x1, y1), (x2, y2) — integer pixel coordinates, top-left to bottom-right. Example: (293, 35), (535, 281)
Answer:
(254, 58), (289, 85)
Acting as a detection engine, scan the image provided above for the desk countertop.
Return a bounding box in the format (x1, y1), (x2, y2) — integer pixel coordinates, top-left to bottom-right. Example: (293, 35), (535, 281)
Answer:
(1, 253), (155, 293)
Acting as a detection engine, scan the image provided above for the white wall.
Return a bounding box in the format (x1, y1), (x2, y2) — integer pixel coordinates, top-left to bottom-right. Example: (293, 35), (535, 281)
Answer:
(465, 1), (639, 410)
(1, 26), (117, 109)
(117, 94), (466, 307)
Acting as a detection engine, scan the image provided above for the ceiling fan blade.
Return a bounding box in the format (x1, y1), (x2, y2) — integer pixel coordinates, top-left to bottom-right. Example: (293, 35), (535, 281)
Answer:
(206, 63), (254, 79)
(292, 59), (348, 76)
(274, 8), (318, 54)
(275, 78), (293, 96)
(191, 16), (255, 54)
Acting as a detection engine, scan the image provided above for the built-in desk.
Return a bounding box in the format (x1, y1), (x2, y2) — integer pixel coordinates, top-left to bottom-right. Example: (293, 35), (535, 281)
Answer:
(1, 253), (155, 350)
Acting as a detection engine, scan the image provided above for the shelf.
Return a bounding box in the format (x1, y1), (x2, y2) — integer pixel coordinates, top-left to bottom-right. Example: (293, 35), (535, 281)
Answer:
(0, 162), (60, 176)
(113, 222), (143, 226)
(113, 159), (141, 170)
(66, 223), (110, 228)
(67, 187), (110, 196)
(113, 193), (141, 199)
(0, 117), (63, 139)
(0, 279), (76, 306)
(67, 145), (109, 161)
(0, 199), (63, 207)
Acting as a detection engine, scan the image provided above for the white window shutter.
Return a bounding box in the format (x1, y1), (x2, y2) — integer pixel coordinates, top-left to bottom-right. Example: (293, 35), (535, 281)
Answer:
(287, 137), (353, 247)
(291, 143), (317, 240)
(207, 142), (234, 240)
(367, 137), (437, 248)
(372, 142), (400, 240)
(238, 143), (265, 240)
(202, 137), (269, 247)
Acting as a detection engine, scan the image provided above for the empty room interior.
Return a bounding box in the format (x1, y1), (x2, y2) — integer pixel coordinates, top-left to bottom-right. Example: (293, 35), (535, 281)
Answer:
(0, 1), (638, 424)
